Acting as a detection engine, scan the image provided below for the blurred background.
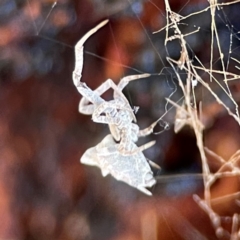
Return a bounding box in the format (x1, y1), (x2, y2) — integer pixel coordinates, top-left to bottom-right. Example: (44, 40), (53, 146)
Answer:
(1, 0), (240, 239)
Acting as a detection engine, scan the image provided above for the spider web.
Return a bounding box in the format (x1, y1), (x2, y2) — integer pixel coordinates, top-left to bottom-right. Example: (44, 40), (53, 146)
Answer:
(1, 0), (240, 239)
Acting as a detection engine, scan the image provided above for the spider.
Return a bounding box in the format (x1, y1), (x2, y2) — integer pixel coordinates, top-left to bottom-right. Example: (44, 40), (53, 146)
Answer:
(73, 20), (159, 194)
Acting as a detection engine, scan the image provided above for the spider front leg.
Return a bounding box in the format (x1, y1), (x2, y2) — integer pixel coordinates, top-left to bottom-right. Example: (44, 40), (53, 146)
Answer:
(79, 78), (130, 116)
(72, 19), (109, 87)
(82, 73), (151, 119)
(114, 73), (150, 99)
(77, 82), (105, 115)
(72, 20), (109, 115)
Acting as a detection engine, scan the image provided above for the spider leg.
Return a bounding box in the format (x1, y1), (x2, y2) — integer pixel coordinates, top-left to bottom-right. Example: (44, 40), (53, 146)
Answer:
(137, 186), (152, 196)
(108, 124), (120, 141)
(114, 73), (150, 98)
(146, 159), (161, 169)
(72, 20), (108, 115)
(138, 117), (169, 137)
(91, 74), (152, 122)
(79, 78), (128, 115)
(138, 124), (155, 137)
(97, 79), (130, 106)
(93, 79), (136, 122)
(119, 140), (156, 155)
(79, 78), (135, 117)
(132, 140), (156, 153)
(78, 82), (105, 115)
(72, 19), (109, 87)
(79, 98), (95, 115)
